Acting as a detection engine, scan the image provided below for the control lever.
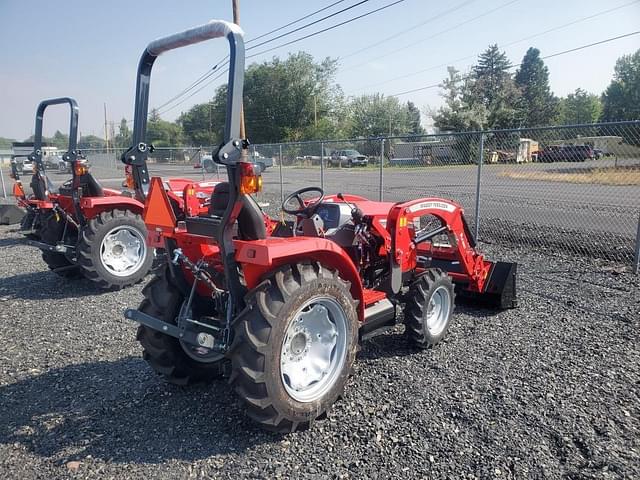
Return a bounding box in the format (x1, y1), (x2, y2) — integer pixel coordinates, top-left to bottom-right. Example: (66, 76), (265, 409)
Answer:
(337, 193), (364, 225)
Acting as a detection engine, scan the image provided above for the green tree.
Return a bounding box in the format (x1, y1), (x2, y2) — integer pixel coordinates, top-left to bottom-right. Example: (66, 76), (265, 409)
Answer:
(468, 44), (521, 129)
(601, 49), (640, 121)
(179, 100), (223, 146)
(51, 130), (69, 149)
(557, 88), (602, 124)
(346, 93), (414, 138)
(514, 47), (558, 126)
(78, 135), (105, 149)
(114, 118), (132, 148)
(147, 109), (184, 146)
(432, 66), (487, 132)
(406, 101), (425, 136)
(180, 52), (345, 144)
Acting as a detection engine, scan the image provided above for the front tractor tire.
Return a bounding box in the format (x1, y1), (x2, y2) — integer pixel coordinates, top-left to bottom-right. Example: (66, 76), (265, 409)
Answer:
(230, 263), (358, 433)
(137, 266), (226, 385)
(404, 269), (455, 349)
(77, 209), (153, 289)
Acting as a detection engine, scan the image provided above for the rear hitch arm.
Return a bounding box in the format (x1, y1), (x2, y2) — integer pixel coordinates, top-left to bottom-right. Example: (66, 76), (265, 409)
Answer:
(127, 248), (231, 353)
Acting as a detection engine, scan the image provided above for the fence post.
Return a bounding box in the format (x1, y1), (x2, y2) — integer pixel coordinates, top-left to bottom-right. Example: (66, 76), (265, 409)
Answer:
(473, 132), (485, 241)
(379, 138), (385, 201)
(634, 212), (640, 274)
(0, 164), (6, 198)
(279, 144), (284, 204)
(320, 141), (325, 191)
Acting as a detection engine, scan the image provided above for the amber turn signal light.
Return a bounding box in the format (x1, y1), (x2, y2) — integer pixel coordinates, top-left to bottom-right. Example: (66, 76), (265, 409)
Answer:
(239, 162), (262, 195)
(74, 162), (88, 176)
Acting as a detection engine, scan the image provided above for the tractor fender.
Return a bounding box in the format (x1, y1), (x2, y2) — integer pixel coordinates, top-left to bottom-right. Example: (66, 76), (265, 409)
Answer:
(79, 195), (145, 219)
(234, 237), (365, 321)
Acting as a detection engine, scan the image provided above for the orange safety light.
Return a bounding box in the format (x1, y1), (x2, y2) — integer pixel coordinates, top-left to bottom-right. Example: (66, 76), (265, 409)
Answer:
(74, 162), (88, 176)
(239, 162), (262, 195)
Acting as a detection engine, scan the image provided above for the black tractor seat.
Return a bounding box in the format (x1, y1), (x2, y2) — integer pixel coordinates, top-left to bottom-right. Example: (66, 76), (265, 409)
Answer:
(58, 173), (105, 198)
(185, 182), (267, 241)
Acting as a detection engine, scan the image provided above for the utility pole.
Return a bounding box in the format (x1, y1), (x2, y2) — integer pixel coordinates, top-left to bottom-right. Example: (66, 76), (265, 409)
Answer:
(103, 103), (109, 153)
(314, 95), (318, 128)
(232, 0), (247, 149)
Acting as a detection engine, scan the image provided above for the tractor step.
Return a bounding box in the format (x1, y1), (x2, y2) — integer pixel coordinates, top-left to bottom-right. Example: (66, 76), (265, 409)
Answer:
(360, 299), (396, 341)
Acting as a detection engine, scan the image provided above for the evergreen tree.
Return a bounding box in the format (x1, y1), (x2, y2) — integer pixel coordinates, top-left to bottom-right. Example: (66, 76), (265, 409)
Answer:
(406, 101), (425, 135)
(514, 47), (558, 127)
(472, 44), (512, 107)
(469, 44), (521, 129)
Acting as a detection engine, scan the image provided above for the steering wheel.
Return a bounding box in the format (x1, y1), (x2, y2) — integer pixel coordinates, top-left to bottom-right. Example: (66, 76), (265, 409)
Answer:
(282, 186), (325, 216)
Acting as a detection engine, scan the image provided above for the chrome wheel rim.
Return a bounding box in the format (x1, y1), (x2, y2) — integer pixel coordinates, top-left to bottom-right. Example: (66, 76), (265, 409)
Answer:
(280, 296), (348, 403)
(426, 286), (451, 336)
(99, 225), (146, 277)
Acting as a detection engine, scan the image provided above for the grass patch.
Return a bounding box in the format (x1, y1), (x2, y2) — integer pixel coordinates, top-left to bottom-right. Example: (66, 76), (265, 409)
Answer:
(500, 166), (640, 186)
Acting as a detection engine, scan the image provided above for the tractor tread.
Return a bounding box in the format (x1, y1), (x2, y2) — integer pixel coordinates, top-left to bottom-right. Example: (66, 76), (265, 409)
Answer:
(76, 209), (152, 289)
(404, 268), (455, 349)
(229, 262), (358, 433)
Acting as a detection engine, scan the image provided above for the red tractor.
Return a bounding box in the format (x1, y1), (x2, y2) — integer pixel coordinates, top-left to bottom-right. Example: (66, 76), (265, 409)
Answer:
(122, 20), (517, 433)
(10, 98), (219, 288)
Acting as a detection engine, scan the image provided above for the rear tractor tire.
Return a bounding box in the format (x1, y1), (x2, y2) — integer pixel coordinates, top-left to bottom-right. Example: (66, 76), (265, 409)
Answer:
(404, 269), (455, 348)
(77, 209), (153, 289)
(229, 262), (359, 433)
(137, 266), (226, 385)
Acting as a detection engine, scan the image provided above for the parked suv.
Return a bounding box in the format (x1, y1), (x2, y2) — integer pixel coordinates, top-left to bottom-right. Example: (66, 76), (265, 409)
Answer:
(539, 145), (594, 162)
(329, 149), (368, 167)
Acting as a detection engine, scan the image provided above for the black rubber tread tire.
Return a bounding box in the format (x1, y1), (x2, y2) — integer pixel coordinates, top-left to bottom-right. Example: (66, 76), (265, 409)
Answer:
(76, 209), (153, 290)
(136, 266), (226, 385)
(229, 262), (359, 433)
(404, 268), (455, 349)
(20, 210), (36, 233)
(38, 211), (81, 278)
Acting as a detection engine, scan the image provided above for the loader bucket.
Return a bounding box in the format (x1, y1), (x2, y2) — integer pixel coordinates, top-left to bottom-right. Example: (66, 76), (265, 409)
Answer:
(457, 261), (518, 309)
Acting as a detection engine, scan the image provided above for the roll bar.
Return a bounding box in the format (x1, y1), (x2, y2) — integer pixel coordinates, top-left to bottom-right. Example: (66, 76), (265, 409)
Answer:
(121, 19), (245, 200)
(30, 97), (79, 172)
(26, 97), (79, 200)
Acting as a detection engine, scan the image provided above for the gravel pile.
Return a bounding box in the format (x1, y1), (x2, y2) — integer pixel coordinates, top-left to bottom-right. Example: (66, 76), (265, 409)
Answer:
(0, 217), (638, 479)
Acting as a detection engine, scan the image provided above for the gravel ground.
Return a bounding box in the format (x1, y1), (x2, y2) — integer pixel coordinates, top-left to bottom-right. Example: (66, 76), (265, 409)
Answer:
(0, 214), (639, 479)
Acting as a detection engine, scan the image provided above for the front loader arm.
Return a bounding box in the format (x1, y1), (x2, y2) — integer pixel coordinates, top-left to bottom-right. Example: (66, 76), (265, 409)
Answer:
(387, 198), (492, 293)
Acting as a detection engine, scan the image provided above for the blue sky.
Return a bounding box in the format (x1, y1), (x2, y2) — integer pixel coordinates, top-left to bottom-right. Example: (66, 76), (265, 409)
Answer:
(1, 0), (638, 140)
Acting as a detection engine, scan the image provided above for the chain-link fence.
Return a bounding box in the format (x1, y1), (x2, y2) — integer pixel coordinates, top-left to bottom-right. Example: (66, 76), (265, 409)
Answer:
(252, 121), (640, 272)
(59, 121), (640, 272)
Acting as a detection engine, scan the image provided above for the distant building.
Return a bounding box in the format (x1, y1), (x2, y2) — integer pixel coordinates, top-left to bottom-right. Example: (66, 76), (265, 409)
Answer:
(11, 141), (59, 159)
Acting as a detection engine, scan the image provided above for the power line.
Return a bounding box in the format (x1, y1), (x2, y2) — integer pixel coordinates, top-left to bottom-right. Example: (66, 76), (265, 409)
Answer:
(337, 0), (477, 63)
(248, 0), (348, 43)
(248, 0), (371, 50)
(342, 0), (521, 72)
(388, 30), (640, 97)
(156, 68), (230, 116)
(352, 0), (640, 92)
(152, 0), (407, 115)
(151, 0), (358, 115)
(246, 0), (407, 59)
